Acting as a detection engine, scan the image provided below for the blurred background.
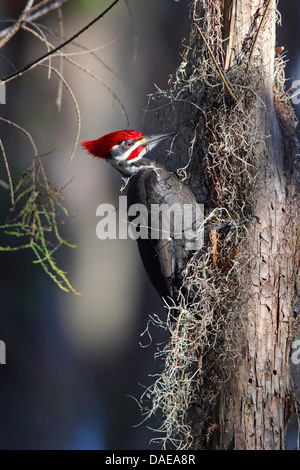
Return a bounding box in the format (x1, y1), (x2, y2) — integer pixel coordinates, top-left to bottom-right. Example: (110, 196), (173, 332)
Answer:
(0, 0), (299, 450)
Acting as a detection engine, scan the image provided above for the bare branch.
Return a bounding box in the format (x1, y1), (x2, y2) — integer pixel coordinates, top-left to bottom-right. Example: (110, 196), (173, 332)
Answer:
(0, 0), (69, 40)
(0, 0), (35, 48)
(194, 23), (237, 102)
(1, 0), (122, 83)
(20, 23), (129, 126)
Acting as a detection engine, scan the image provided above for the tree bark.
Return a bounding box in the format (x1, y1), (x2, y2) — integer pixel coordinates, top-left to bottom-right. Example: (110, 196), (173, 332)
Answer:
(139, 0), (299, 450)
(212, 0), (299, 450)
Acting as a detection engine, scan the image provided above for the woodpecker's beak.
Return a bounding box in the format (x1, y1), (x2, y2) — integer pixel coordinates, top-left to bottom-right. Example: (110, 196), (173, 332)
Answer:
(140, 132), (175, 149)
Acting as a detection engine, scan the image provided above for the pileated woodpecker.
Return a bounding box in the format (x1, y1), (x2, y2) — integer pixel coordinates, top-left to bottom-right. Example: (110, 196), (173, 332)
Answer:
(81, 130), (202, 301)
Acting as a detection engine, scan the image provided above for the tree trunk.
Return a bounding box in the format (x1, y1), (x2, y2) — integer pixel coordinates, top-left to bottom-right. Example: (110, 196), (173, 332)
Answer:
(144, 0), (299, 451)
(210, 0), (299, 450)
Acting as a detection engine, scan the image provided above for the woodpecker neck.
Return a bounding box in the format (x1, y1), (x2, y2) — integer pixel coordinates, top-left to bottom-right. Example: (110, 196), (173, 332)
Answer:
(111, 157), (160, 177)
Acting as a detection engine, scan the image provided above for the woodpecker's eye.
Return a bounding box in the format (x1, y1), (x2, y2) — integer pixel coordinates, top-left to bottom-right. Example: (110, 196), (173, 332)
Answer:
(121, 140), (133, 148)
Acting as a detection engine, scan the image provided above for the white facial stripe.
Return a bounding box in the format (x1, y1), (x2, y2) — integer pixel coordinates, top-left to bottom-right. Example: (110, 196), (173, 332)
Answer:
(113, 140), (145, 162)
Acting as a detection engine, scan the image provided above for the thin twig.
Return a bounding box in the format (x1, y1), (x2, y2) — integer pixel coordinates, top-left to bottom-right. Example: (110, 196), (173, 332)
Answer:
(194, 23), (237, 102)
(56, 6), (64, 111)
(243, 0), (273, 83)
(0, 138), (14, 207)
(60, 55), (129, 127)
(22, 22), (52, 77)
(124, 0), (139, 64)
(39, 64), (81, 162)
(0, 0), (34, 48)
(0, 117), (38, 156)
(0, 0), (69, 40)
(280, 84), (294, 100)
(20, 24), (129, 125)
(22, 20), (125, 90)
(27, 0), (58, 16)
(1, 0), (122, 83)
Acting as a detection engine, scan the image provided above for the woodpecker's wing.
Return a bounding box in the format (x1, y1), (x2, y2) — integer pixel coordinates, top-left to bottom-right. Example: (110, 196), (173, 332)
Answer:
(127, 165), (201, 300)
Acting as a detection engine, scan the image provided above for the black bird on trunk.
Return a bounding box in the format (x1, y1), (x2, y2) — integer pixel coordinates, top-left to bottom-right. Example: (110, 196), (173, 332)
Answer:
(81, 130), (203, 301)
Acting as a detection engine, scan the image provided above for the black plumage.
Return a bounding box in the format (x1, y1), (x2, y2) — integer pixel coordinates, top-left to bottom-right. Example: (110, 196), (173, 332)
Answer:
(127, 162), (201, 300)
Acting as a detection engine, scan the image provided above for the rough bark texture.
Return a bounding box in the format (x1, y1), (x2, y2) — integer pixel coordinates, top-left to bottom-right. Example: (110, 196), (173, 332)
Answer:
(216, 0), (298, 450)
(141, 0), (299, 450)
